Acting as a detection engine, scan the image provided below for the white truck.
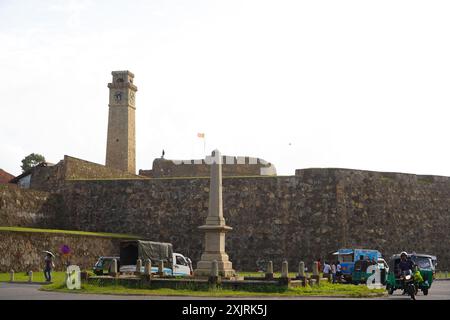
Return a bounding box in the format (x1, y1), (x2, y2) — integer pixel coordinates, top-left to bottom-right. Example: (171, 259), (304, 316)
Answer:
(119, 240), (192, 276)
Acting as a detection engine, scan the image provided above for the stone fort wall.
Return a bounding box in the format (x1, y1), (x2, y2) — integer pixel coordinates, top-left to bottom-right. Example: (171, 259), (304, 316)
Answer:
(0, 184), (62, 228)
(0, 230), (127, 272)
(139, 156), (277, 178)
(2, 168), (449, 271)
(29, 155), (145, 192)
(55, 169), (450, 271)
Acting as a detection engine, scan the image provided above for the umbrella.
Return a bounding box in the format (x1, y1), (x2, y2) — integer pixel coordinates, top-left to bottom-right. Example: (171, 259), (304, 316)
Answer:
(43, 250), (55, 257)
(60, 245), (71, 255)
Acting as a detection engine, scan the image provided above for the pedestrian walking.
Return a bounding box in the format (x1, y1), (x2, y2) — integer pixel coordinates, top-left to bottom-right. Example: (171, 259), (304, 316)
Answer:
(43, 251), (55, 282)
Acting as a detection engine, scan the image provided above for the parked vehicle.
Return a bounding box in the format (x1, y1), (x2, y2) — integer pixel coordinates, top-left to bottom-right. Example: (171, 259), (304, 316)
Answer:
(352, 258), (389, 285)
(386, 253), (434, 297)
(119, 240), (192, 276)
(410, 253), (437, 279)
(93, 256), (120, 275)
(331, 249), (383, 282)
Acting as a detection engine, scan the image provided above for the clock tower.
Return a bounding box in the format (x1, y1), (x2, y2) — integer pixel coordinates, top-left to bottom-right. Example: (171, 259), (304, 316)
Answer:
(105, 70), (137, 174)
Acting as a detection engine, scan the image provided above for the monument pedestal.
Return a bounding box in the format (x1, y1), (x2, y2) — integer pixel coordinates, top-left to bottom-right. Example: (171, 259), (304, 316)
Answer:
(194, 225), (235, 277)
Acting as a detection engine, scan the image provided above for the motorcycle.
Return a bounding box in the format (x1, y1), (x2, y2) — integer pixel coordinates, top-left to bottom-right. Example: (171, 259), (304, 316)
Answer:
(399, 269), (417, 300)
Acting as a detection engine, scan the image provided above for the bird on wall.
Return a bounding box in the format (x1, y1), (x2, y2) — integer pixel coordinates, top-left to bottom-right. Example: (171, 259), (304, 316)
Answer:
(161, 149), (165, 159)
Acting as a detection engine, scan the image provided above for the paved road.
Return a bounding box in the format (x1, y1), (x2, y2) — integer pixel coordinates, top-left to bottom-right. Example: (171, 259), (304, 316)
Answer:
(1, 281), (449, 300)
(383, 280), (450, 300)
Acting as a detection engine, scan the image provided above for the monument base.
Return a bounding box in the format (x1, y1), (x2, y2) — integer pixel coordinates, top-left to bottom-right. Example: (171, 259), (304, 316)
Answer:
(194, 259), (235, 278)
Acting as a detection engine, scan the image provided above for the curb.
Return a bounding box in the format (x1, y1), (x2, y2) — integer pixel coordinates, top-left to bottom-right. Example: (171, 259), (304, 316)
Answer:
(4, 281), (52, 285)
(435, 278), (450, 281)
(39, 289), (387, 299)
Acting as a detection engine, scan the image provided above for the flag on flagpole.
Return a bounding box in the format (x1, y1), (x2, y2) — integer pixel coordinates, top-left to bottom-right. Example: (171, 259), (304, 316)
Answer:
(197, 133), (206, 154)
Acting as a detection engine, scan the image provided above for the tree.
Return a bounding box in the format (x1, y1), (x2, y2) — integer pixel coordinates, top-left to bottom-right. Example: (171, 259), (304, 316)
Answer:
(21, 153), (46, 172)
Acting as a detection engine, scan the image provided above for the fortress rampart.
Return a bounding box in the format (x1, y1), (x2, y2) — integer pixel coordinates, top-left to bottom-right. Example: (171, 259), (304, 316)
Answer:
(139, 156), (276, 178)
(3, 167), (448, 271)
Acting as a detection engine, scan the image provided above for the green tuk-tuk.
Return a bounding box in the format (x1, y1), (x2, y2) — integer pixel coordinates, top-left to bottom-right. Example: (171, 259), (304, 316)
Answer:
(386, 253), (434, 296)
(352, 258), (389, 285)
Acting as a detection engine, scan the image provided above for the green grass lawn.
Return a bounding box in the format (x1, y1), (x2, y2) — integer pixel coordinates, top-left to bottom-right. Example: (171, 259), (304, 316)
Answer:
(238, 271), (314, 278)
(38, 277), (386, 298)
(0, 271), (310, 283)
(0, 271), (66, 283)
(0, 270), (386, 297)
(435, 271), (450, 279)
(0, 226), (140, 239)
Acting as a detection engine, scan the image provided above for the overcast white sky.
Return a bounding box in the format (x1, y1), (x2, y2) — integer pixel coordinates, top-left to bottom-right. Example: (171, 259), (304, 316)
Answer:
(1, 0), (450, 177)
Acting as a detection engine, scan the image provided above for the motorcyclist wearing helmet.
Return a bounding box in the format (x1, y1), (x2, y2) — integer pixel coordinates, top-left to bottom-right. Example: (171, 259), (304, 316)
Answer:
(398, 251), (414, 275)
(397, 251), (415, 295)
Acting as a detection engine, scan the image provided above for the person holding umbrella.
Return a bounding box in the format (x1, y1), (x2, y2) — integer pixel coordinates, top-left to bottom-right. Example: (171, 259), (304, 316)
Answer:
(43, 251), (55, 282)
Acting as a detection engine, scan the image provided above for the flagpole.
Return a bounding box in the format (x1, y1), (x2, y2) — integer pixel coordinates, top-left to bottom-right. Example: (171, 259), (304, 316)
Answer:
(197, 133), (206, 156)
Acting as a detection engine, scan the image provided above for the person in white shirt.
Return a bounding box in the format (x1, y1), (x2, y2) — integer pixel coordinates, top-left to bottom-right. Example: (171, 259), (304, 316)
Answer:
(331, 262), (337, 283)
(322, 261), (331, 277)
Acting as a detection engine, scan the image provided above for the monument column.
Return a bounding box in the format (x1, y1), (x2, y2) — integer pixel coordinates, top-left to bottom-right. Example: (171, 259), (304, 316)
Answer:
(194, 149), (235, 277)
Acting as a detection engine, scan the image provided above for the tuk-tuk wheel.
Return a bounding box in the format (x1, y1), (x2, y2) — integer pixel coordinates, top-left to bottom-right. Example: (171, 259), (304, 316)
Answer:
(422, 288), (428, 296)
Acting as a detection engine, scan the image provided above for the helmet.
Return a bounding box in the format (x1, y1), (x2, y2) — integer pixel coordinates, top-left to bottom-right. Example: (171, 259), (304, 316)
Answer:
(400, 251), (408, 257)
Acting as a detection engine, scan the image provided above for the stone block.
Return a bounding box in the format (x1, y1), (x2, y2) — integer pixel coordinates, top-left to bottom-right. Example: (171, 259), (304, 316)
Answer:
(265, 261), (274, 280)
(110, 259), (118, 277)
(158, 260), (164, 277)
(281, 260), (289, 279)
(135, 259), (142, 275)
(298, 261), (305, 278)
(144, 259), (152, 280)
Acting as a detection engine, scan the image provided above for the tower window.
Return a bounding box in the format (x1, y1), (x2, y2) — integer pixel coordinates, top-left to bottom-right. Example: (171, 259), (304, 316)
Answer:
(116, 78), (124, 83)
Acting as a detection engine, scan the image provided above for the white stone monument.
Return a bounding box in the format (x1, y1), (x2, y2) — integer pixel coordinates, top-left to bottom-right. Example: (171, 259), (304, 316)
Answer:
(194, 149), (235, 277)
